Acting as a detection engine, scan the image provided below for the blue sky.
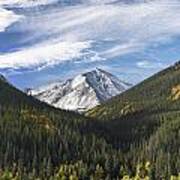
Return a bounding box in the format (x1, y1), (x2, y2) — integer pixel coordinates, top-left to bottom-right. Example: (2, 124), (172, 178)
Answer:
(0, 0), (180, 89)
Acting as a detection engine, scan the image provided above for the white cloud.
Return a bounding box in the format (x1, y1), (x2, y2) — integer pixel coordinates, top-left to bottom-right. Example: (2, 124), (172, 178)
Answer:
(100, 41), (144, 58)
(136, 60), (166, 69)
(0, 0), (59, 7)
(0, 0), (180, 71)
(15, 0), (180, 53)
(0, 41), (91, 69)
(83, 0), (119, 4)
(0, 7), (23, 32)
(0, 0), (59, 32)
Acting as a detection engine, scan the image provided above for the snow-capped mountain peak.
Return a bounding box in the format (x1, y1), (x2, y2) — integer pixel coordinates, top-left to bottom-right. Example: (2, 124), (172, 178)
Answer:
(31, 69), (132, 112)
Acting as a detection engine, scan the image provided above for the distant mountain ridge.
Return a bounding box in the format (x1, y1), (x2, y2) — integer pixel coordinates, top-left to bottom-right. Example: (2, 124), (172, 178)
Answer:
(31, 68), (131, 112)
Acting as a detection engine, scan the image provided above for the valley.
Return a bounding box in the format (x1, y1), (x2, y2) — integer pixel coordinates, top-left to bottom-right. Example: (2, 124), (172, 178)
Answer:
(0, 62), (179, 179)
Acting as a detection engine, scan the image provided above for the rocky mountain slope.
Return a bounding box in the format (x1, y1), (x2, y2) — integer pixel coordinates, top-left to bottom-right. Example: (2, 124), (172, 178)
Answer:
(31, 68), (131, 112)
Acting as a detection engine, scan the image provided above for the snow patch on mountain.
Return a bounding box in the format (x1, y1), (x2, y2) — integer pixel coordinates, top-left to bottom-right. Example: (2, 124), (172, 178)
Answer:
(31, 68), (132, 112)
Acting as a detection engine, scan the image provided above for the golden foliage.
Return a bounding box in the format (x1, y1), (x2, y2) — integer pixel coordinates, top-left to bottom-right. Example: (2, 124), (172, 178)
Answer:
(20, 109), (57, 132)
(169, 85), (180, 101)
(120, 102), (135, 116)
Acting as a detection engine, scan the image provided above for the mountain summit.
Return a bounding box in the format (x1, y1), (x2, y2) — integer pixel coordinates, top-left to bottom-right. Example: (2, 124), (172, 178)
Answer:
(31, 68), (131, 112)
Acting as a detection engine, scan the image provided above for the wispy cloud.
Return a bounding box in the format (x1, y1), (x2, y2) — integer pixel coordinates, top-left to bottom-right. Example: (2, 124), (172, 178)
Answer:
(0, 0), (180, 71)
(100, 41), (144, 58)
(0, 41), (91, 69)
(0, 7), (23, 32)
(0, 0), (59, 7)
(136, 60), (167, 69)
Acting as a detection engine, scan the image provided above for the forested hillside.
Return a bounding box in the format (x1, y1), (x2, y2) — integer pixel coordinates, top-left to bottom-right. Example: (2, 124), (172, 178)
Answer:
(86, 61), (180, 178)
(0, 77), (120, 179)
(0, 62), (180, 179)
